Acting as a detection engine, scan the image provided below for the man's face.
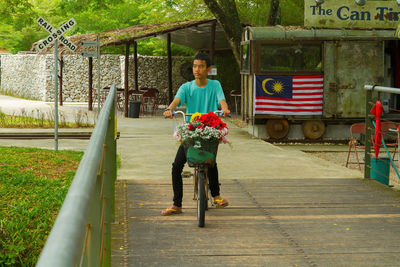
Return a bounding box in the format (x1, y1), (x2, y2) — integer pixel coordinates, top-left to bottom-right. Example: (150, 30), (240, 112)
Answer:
(193, 59), (210, 80)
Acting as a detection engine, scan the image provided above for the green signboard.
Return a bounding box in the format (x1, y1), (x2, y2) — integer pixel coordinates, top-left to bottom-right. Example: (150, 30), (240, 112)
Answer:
(304, 0), (400, 29)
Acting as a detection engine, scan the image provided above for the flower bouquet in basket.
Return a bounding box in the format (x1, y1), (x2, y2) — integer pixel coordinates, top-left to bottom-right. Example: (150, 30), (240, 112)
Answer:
(174, 112), (229, 166)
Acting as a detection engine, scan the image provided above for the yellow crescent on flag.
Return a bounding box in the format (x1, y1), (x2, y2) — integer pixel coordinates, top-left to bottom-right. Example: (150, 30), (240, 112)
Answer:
(262, 78), (275, 95)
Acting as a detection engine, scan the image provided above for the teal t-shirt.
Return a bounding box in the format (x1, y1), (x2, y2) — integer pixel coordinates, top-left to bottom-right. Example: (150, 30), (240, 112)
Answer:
(175, 79), (225, 120)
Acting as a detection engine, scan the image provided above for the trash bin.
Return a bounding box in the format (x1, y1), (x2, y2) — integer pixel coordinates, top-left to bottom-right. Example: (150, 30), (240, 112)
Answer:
(129, 101), (141, 118)
(370, 156), (390, 185)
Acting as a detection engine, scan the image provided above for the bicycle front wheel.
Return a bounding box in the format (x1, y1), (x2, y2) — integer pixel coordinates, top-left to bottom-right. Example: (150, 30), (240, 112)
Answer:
(197, 170), (206, 227)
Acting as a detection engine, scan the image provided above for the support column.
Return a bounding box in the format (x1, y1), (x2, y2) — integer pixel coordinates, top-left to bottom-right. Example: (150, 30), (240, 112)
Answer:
(167, 33), (173, 103)
(134, 41), (138, 92)
(59, 56), (64, 106)
(210, 21), (216, 64)
(88, 57), (93, 111)
(124, 42), (130, 117)
(364, 89), (372, 179)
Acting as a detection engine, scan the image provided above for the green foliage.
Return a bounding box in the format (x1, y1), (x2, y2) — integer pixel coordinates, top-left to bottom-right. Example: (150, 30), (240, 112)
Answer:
(0, 0), (305, 54)
(237, 0), (271, 26)
(0, 147), (83, 266)
(137, 38), (195, 56)
(236, 0), (304, 26)
(280, 0), (304, 26)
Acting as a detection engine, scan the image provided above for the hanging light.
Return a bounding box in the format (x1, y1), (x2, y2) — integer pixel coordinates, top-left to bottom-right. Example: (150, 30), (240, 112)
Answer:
(355, 0), (366, 6)
(315, 0), (324, 5)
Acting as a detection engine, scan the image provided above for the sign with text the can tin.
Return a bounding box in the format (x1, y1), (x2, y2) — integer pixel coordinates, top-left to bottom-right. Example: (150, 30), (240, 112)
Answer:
(304, 0), (400, 29)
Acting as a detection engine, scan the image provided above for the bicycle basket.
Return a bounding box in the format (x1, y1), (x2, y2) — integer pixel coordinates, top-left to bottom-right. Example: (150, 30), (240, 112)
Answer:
(183, 139), (219, 167)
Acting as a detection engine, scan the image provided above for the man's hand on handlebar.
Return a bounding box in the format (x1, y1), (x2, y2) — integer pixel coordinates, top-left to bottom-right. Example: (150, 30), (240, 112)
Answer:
(222, 108), (231, 117)
(163, 109), (173, 119)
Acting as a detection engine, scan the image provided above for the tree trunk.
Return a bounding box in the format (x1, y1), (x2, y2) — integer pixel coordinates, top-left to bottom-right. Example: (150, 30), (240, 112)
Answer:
(203, 0), (242, 66)
(268, 0), (280, 26)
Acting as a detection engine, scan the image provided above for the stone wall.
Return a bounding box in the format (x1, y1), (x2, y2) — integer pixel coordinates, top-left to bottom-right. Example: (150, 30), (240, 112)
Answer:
(121, 56), (191, 105)
(0, 54), (192, 104)
(1, 54), (49, 100)
(59, 54), (122, 102)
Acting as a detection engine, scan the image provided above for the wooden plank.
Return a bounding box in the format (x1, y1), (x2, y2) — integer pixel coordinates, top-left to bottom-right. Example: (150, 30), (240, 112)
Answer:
(112, 178), (400, 266)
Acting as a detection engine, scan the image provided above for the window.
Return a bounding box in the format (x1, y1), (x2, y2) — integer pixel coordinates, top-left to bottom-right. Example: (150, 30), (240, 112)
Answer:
(260, 43), (322, 72)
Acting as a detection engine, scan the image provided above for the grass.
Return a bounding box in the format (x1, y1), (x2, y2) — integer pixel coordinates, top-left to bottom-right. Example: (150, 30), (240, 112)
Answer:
(0, 147), (84, 266)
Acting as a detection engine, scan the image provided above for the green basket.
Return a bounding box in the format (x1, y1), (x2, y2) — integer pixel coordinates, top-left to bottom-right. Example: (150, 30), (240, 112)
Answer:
(183, 139), (219, 167)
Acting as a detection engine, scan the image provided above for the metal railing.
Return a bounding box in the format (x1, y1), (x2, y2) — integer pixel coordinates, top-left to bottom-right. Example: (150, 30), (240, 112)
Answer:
(36, 84), (117, 267)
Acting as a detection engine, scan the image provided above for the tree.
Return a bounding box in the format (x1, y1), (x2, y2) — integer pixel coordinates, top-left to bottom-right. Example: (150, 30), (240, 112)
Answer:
(203, 0), (284, 66)
(0, 0), (37, 53)
(268, 0), (280, 26)
(203, 0), (242, 66)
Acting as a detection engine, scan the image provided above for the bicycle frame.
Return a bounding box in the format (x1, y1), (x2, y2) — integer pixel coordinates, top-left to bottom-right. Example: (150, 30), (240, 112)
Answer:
(192, 165), (210, 204)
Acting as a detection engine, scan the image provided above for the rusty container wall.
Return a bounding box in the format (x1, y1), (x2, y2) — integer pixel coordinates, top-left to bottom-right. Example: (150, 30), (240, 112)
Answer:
(323, 40), (384, 118)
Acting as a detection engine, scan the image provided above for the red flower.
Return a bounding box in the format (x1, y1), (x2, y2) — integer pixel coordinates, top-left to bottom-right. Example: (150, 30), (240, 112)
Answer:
(197, 112), (224, 129)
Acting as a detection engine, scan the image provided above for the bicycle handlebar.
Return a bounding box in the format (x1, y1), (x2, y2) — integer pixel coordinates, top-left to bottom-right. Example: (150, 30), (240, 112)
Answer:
(169, 110), (231, 121)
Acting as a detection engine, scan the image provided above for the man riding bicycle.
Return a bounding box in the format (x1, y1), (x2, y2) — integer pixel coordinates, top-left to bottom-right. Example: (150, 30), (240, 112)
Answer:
(162, 52), (231, 215)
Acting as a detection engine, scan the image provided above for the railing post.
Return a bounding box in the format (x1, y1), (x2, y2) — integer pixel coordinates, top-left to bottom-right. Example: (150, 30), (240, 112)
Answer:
(102, 90), (117, 267)
(83, 171), (102, 267)
(364, 89), (372, 179)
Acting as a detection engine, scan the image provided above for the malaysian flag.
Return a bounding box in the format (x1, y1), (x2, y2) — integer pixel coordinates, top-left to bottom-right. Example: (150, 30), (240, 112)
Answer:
(254, 74), (324, 115)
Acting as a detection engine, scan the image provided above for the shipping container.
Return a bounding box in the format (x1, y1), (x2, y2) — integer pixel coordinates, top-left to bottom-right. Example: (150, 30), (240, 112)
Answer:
(240, 26), (399, 140)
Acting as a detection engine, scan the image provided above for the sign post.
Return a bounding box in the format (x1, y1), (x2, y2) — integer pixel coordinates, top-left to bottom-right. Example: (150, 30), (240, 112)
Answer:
(81, 36), (101, 110)
(36, 17), (77, 151)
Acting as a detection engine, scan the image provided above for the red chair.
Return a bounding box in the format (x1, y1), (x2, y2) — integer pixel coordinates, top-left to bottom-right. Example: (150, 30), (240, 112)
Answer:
(346, 123), (367, 171)
(346, 121), (398, 171)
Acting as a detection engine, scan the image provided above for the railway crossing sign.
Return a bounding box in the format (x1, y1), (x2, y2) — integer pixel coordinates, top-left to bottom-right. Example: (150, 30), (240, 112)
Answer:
(36, 16), (78, 151)
(36, 17), (77, 52)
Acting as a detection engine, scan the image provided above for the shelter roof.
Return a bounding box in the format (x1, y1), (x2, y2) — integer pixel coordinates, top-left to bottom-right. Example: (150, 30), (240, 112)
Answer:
(32, 18), (231, 54)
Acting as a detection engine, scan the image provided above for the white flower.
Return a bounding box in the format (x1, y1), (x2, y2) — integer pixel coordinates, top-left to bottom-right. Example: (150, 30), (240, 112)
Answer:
(174, 121), (229, 145)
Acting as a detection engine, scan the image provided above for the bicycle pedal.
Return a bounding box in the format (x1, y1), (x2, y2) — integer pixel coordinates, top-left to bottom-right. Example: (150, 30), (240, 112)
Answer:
(182, 171), (193, 178)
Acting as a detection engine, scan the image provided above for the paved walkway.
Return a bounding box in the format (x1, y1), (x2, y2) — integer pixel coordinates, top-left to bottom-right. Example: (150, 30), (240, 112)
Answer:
(1, 95), (400, 266)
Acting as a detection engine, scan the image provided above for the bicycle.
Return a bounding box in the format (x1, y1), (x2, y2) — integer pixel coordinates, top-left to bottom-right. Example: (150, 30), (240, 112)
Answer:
(171, 110), (226, 227)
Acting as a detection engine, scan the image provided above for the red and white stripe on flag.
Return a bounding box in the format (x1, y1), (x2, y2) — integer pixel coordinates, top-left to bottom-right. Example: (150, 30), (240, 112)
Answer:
(254, 74), (324, 115)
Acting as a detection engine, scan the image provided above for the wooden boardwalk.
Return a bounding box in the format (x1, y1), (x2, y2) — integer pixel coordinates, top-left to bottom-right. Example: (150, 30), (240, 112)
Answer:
(111, 177), (400, 267)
